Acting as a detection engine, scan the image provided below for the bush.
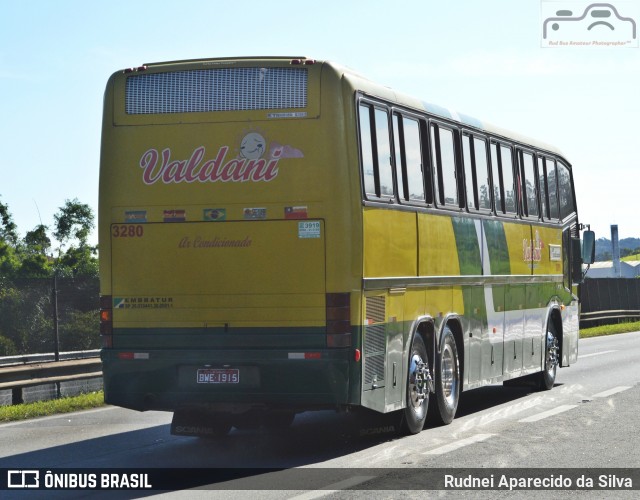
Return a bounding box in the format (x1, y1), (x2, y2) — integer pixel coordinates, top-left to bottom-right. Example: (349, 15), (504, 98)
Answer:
(0, 335), (16, 356)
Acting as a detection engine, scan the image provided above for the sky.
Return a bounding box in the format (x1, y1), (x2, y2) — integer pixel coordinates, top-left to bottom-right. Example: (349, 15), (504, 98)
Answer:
(1, 0), (639, 246)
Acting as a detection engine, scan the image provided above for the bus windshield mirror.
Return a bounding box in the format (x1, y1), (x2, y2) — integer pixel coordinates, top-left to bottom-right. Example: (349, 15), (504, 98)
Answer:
(582, 230), (595, 265)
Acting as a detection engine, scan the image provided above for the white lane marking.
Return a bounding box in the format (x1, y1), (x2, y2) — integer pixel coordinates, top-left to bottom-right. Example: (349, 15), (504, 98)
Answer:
(288, 476), (376, 500)
(422, 433), (495, 456)
(518, 405), (577, 423)
(579, 350), (617, 359)
(591, 386), (632, 398)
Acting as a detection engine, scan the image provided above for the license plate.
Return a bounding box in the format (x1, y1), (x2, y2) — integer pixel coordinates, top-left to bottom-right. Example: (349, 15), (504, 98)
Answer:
(196, 368), (240, 384)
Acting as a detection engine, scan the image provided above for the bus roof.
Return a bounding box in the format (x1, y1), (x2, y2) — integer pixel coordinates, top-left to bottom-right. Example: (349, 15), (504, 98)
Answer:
(320, 59), (567, 161)
(118, 56), (568, 162)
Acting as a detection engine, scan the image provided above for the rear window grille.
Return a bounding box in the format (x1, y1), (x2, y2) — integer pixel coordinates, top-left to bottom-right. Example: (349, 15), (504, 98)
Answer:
(125, 67), (308, 115)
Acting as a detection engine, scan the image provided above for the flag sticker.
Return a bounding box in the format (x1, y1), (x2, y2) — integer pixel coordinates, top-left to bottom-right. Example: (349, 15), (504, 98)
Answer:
(163, 210), (186, 222)
(243, 208), (267, 220)
(203, 208), (226, 221)
(125, 210), (147, 223)
(285, 206), (308, 219)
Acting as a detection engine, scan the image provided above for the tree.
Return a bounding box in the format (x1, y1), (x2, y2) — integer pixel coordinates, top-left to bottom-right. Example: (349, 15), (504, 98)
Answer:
(54, 199), (94, 249)
(53, 199), (97, 277)
(0, 198), (18, 246)
(24, 224), (51, 255)
(17, 224), (53, 277)
(0, 199), (21, 278)
(0, 240), (21, 277)
(0, 197), (100, 355)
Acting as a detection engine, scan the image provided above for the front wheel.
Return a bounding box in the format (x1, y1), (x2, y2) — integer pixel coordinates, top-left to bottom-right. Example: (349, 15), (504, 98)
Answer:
(538, 321), (559, 390)
(429, 327), (460, 425)
(401, 334), (431, 434)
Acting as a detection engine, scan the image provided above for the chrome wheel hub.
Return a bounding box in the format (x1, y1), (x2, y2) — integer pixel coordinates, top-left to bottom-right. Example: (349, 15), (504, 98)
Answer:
(409, 355), (430, 409)
(546, 330), (559, 375)
(441, 344), (457, 406)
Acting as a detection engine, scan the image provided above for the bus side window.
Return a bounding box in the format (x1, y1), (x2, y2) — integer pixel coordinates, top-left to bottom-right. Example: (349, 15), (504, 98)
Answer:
(393, 114), (425, 203)
(521, 150), (538, 217)
(430, 123), (458, 207)
(491, 142), (504, 214)
(557, 161), (575, 219)
(393, 114), (407, 200)
(546, 158), (560, 220)
(374, 107), (394, 198)
(462, 133), (477, 210)
(474, 137), (491, 211)
(359, 103), (377, 198)
(403, 117), (425, 202)
(500, 144), (517, 214)
(538, 156), (549, 219)
(359, 102), (394, 200)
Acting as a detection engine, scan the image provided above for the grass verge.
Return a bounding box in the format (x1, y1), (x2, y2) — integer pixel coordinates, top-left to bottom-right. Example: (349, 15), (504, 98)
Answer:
(0, 391), (105, 423)
(580, 321), (640, 339)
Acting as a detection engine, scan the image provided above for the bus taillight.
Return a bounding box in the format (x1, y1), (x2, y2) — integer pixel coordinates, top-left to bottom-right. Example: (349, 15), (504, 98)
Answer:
(326, 293), (351, 348)
(100, 295), (113, 348)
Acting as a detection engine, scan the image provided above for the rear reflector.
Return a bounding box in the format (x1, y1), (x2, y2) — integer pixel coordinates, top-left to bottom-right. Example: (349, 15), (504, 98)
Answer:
(118, 352), (150, 360)
(100, 295), (113, 345)
(288, 352), (322, 360)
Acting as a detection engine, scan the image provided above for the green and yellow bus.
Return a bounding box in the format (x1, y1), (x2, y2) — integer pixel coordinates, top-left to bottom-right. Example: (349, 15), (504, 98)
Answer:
(99, 56), (595, 436)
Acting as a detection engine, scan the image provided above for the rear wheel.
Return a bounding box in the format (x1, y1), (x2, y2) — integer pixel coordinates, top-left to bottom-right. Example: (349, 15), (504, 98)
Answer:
(401, 334), (430, 434)
(430, 327), (460, 425)
(538, 321), (559, 390)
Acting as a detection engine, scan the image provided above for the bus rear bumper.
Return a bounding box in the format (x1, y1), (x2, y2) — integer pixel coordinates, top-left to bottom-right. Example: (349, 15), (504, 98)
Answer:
(101, 348), (353, 413)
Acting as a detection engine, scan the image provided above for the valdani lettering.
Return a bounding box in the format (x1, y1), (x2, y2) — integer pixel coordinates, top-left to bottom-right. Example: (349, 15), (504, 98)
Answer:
(139, 133), (304, 185)
(140, 146), (283, 185)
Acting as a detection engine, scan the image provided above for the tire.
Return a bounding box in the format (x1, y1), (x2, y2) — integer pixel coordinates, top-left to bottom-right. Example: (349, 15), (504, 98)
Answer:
(429, 327), (460, 425)
(538, 321), (559, 391)
(401, 334), (430, 435)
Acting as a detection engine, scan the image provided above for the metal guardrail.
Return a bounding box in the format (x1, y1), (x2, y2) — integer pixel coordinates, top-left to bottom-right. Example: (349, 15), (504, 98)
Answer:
(0, 350), (100, 367)
(580, 310), (640, 323)
(0, 352), (102, 405)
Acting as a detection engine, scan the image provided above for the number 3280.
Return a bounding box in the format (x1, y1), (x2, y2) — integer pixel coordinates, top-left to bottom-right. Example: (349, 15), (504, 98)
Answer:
(112, 225), (144, 238)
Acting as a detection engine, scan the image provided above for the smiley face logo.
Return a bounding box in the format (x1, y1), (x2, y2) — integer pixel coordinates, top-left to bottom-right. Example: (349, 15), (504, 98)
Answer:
(240, 133), (266, 160)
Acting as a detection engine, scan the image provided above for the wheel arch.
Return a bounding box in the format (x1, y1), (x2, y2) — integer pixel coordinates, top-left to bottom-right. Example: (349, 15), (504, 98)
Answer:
(546, 303), (564, 365)
(409, 316), (436, 376)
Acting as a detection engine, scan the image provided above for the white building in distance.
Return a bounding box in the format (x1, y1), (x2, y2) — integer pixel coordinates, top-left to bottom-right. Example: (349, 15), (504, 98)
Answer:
(585, 260), (640, 279)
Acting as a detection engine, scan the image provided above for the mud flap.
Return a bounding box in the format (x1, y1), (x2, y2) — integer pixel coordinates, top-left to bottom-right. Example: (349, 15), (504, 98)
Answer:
(170, 410), (232, 437)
